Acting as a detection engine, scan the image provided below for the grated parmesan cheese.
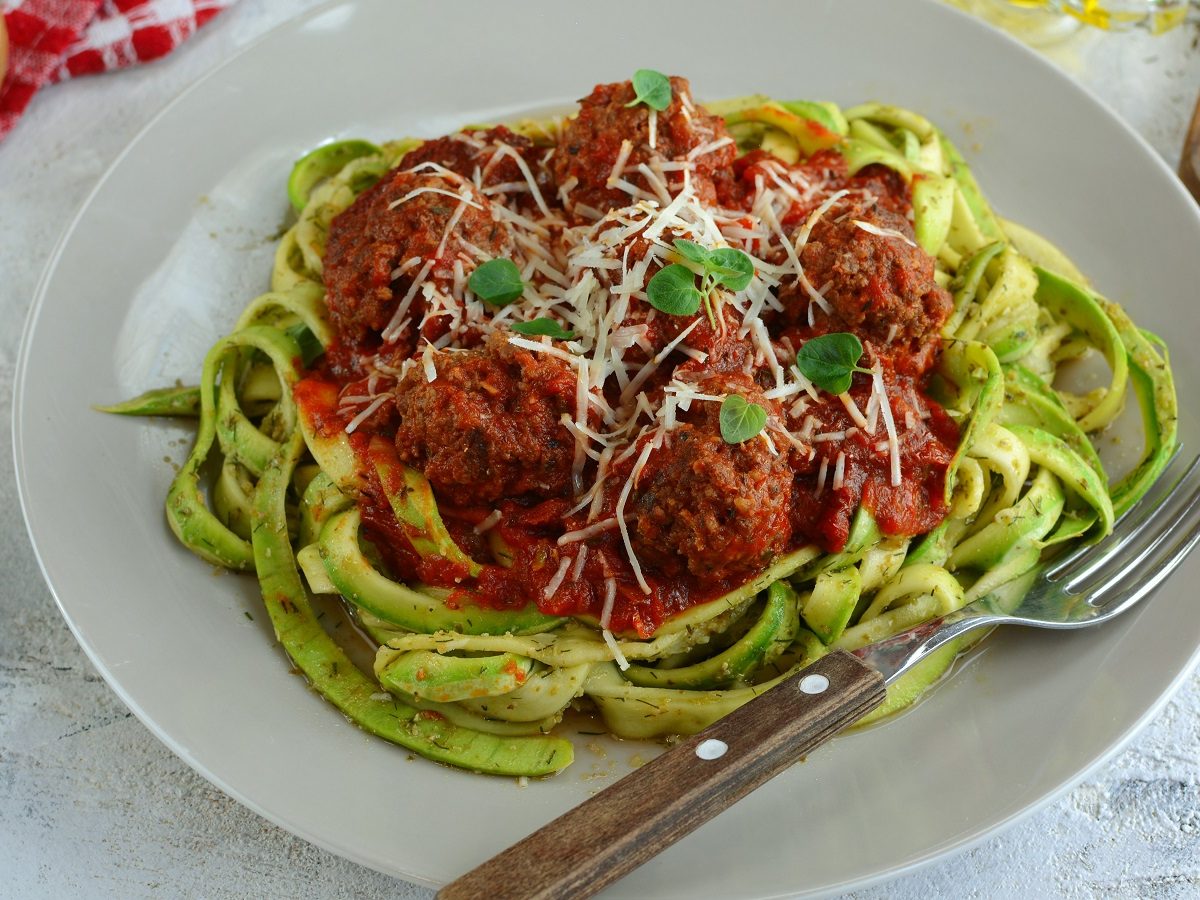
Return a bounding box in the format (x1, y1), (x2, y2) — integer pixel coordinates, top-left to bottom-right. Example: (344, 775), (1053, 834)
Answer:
(543, 557), (573, 600)
(572, 545), (589, 580)
(602, 629), (630, 671)
(607, 140), (634, 188)
(388, 186), (483, 212)
(872, 362), (902, 486)
(839, 393), (869, 430)
(491, 142), (552, 216)
(557, 517), (621, 545)
(344, 394), (391, 435)
(852, 219), (917, 247)
(421, 341), (437, 382)
(382, 259), (435, 342)
(833, 451), (846, 490)
(600, 577), (617, 629)
(616, 441), (655, 594)
(473, 509), (503, 534)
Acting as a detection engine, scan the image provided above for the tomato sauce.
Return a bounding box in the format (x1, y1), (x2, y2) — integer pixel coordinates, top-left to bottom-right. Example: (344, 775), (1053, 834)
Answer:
(787, 365), (957, 551)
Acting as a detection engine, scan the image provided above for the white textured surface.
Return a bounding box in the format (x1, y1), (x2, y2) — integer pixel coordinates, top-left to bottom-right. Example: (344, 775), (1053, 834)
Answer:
(2, 3), (1198, 897)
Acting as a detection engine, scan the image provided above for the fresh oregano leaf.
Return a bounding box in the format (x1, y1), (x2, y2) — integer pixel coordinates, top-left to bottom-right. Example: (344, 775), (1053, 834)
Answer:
(670, 239), (754, 293)
(706, 247), (754, 291)
(510, 318), (576, 340)
(469, 258), (525, 306)
(646, 264), (702, 316)
(626, 69), (672, 112)
(672, 239), (712, 267)
(719, 394), (768, 444)
(795, 332), (868, 395)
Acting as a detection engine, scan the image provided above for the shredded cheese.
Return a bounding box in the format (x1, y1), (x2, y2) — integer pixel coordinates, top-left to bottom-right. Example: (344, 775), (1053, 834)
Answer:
(602, 629), (630, 671)
(491, 142), (552, 217)
(839, 393), (869, 430)
(572, 545), (589, 580)
(557, 175), (579, 208)
(473, 509), (503, 534)
(600, 577), (618, 629)
(343, 394), (390, 435)
(607, 140), (634, 188)
(813, 431), (847, 443)
(543, 557), (573, 600)
(388, 186), (483, 212)
(557, 517), (621, 545)
(872, 363), (902, 487)
(616, 441), (655, 595)
(852, 219), (917, 247)
(687, 135), (734, 161)
(434, 197), (472, 260)
(421, 340), (437, 382)
(390, 256), (422, 281)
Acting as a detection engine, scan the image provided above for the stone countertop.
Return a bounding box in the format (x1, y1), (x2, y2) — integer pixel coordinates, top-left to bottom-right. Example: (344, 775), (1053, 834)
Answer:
(1, 3), (1198, 897)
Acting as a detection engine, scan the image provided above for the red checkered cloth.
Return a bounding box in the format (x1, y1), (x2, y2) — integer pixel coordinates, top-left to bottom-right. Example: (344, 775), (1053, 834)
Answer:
(0, 0), (238, 140)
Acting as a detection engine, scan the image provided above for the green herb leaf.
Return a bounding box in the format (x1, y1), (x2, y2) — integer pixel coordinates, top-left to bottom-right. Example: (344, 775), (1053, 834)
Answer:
(510, 318), (576, 340)
(669, 239), (754, 293)
(626, 69), (672, 112)
(672, 239), (711, 267)
(719, 394), (768, 444)
(795, 332), (866, 395)
(646, 264), (702, 316)
(469, 258), (525, 306)
(706, 247), (754, 291)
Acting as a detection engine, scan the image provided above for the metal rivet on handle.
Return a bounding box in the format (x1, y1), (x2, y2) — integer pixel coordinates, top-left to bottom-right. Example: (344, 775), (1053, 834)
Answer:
(695, 738), (728, 760)
(799, 674), (829, 694)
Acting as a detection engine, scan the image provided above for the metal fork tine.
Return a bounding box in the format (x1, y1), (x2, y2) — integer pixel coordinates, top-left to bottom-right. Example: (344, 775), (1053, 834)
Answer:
(1084, 504), (1200, 618)
(1046, 448), (1191, 580)
(1069, 463), (1200, 597)
(1048, 451), (1199, 583)
(857, 454), (1198, 689)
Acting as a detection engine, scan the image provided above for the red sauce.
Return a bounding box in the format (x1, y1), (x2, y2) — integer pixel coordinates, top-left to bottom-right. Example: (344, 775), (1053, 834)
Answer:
(293, 376), (344, 438)
(787, 365), (957, 551)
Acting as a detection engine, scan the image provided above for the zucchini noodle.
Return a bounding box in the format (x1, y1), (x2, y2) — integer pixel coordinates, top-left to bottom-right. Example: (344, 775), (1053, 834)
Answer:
(103, 86), (1177, 777)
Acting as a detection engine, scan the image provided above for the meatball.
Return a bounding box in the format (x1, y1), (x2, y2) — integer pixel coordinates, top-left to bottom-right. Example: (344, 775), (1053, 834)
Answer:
(552, 76), (736, 215)
(572, 221), (748, 367)
(720, 148), (850, 213)
(847, 163), (912, 219)
(782, 202), (951, 375)
(397, 126), (554, 208)
(631, 374), (793, 580)
(392, 333), (579, 506)
(323, 169), (511, 355)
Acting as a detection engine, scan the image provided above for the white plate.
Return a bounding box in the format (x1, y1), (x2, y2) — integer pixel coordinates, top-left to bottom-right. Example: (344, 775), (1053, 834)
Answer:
(15, 1), (1200, 896)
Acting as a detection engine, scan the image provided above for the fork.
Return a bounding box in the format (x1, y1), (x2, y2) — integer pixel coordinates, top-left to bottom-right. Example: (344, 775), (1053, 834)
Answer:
(439, 451), (1200, 900)
(1179, 89), (1200, 203)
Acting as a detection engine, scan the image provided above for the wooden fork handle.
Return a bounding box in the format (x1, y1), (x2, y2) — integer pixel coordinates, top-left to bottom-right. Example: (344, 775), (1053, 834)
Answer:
(438, 650), (885, 900)
(1181, 91), (1200, 204)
